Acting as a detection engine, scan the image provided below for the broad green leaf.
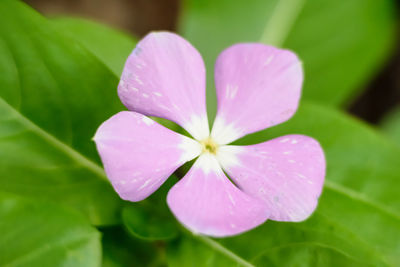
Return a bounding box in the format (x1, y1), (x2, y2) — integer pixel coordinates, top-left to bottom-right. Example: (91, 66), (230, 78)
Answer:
(167, 102), (400, 266)
(380, 106), (400, 146)
(0, 193), (101, 267)
(52, 17), (137, 76)
(179, 0), (396, 118)
(0, 0), (123, 225)
(101, 226), (166, 267)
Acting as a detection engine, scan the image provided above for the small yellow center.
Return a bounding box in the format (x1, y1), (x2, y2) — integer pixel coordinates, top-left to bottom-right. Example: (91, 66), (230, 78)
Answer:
(200, 137), (218, 155)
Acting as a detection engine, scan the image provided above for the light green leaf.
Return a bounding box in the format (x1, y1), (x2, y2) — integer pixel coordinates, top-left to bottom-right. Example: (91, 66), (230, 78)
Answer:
(167, 102), (400, 266)
(179, 0), (396, 118)
(0, 193), (101, 267)
(52, 17), (137, 77)
(0, 0), (123, 225)
(380, 106), (400, 146)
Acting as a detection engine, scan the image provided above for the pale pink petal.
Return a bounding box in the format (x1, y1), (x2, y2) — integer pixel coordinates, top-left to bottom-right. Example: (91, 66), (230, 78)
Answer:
(94, 111), (201, 202)
(167, 154), (269, 237)
(118, 31), (209, 140)
(217, 135), (325, 222)
(211, 44), (303, 144)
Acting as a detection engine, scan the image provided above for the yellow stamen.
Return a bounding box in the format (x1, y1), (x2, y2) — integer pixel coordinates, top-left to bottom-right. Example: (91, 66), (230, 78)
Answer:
(200, 137), (218, 155)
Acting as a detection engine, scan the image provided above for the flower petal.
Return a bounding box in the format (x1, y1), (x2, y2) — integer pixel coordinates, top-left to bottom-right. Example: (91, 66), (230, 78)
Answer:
(167, 154), (268, 237)
(211, 44), (303, 144)
(217, 135), (325, 222)
(94, 111), (201, 202)
(118, 31), (209, 140)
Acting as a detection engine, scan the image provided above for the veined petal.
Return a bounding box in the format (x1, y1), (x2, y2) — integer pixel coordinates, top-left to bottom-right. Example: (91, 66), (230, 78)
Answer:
(118, 31), (209, 140)
(167, 154), (269, 237)
(94, 111), (201, 202)
(211, 44), (303, 144)
(217, 135), (325, 222)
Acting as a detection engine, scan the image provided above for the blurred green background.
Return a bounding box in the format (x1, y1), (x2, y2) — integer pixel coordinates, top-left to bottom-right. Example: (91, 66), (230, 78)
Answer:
(0, 0), (399, 266)
(24, 0), (400, 124)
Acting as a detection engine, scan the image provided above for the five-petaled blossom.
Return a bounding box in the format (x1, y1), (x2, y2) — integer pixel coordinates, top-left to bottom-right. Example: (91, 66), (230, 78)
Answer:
(94, 32), (326, 237)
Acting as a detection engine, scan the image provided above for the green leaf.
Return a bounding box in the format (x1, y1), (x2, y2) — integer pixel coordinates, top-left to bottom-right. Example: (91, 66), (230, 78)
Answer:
(179, 0), (396, 118)
(0, 193), (101, 267)
(52, 17), (137, 77)
(166, 102), (400, 266)
(380, 106), (400, 146)
(52, 17), (186, 135)
(123, 204), (179, 241)
(101, 226), (167, 267)
(0, 0), (123, 225)
(167, 234), (251, 267)
(251, 243), (367, 266)
(122, 177), (180, 241)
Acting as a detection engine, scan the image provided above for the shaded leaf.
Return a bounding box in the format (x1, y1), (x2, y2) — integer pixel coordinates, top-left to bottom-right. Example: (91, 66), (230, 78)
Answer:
(123, 204), (179, 241)
(122, 177), (180, 241)
(380, 106), (400, 146)
(101, 226), (167, 267)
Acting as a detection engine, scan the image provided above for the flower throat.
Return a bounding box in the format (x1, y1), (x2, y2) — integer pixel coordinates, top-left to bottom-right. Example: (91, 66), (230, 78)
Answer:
(200, 137), (218, 155)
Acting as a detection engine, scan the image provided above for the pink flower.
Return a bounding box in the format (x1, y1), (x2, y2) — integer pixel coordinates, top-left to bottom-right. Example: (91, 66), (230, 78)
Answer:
(94, 32), (326, 237)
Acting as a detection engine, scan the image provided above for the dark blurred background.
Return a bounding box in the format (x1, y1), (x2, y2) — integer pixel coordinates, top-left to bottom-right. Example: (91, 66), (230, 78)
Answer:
(24, 0), (400, 124)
